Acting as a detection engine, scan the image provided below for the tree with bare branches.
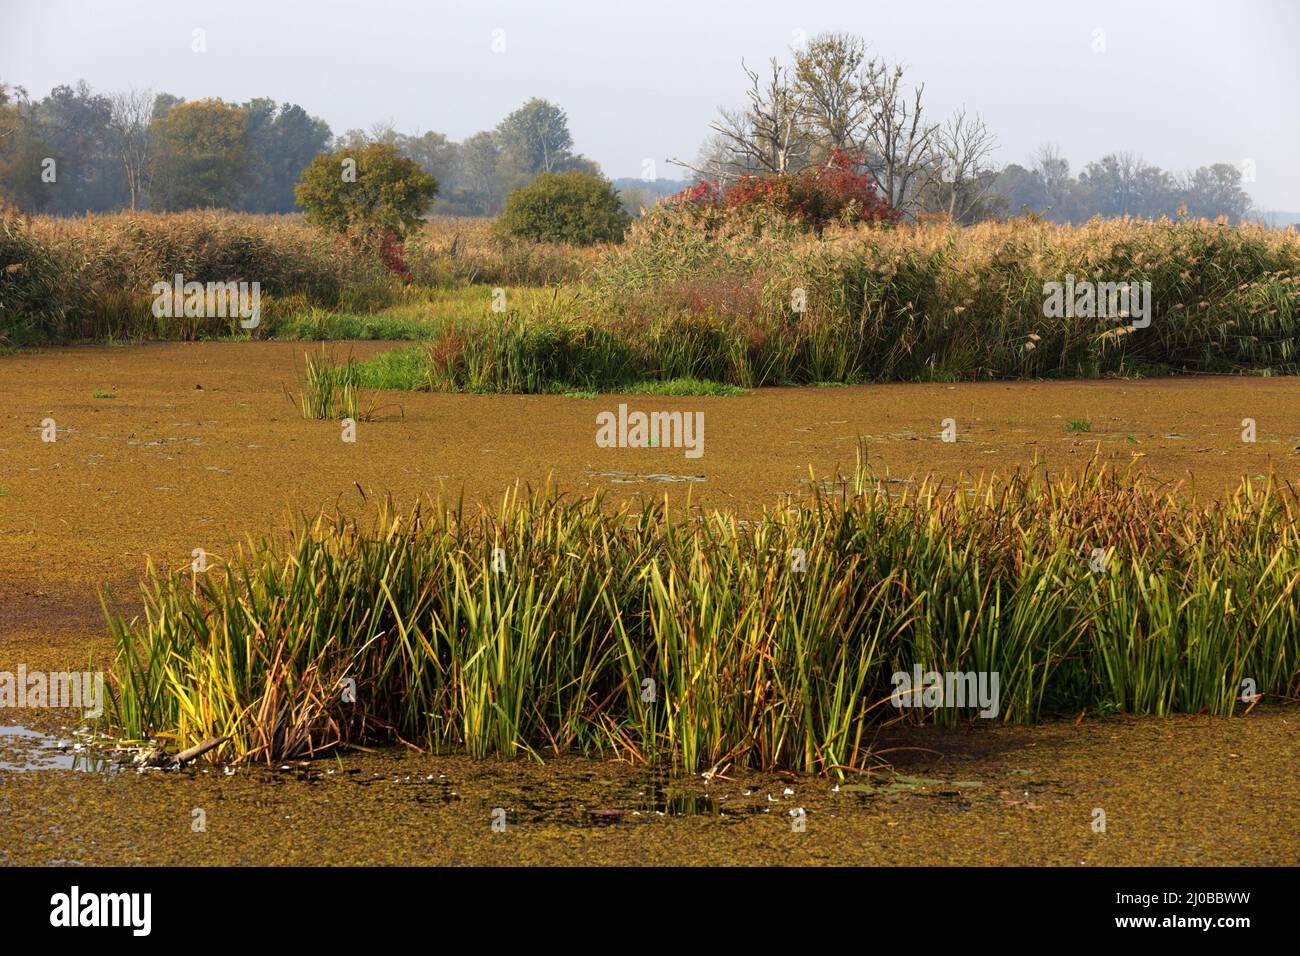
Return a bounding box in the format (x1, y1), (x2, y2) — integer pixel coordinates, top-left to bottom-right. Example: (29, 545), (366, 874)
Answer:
(671, 58), (809, 182)
(927, 109), (1000, 223)
(792, 31), (870, 157)
(108, 88), (153, 210)
(1033, 142), (1072, 214)
(858, 60), (938, 216)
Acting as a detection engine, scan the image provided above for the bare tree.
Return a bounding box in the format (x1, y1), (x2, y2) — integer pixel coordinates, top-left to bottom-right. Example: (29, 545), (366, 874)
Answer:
(929, 109), (1000, 223)
(675, 130), (744, 182)
(671, 58), (809, 182)
(368, 121), (400, 145)
(1032, 142), (1072, 212)
(793, 32), (870, 155)
(1112, 150), (1142, 216)
(673, 34), (1006, 227)
(859, 61), (938, 216)
(107, 88), (153, 210)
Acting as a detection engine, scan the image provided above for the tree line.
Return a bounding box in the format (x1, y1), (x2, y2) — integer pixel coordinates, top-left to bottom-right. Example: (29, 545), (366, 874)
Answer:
(0, 80), (597, 217)
(679, 31), (1255, 224)
(1, 57), (1256, 225)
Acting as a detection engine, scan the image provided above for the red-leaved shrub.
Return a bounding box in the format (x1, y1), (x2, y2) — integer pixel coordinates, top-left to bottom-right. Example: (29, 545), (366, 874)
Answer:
(671, 149), (898, 232)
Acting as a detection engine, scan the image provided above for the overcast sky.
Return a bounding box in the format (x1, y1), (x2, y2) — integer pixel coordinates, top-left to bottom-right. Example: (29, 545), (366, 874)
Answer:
(3, 0), (1297, 210)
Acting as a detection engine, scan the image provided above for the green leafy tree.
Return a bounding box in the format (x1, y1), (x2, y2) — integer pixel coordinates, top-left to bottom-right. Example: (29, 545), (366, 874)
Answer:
(396, 130), (457, 188)
(1182, 163), (1252, 222)
(0, 83), (52, 212)
(29, 81), (122, 213)
(295, 142), (437, 238)
(242, 98), (332, 213)
(499, 170), (630, 245)
(149, 98), (252, 210)
(495, 98), (574, 178)
(447, 130), (503, 215)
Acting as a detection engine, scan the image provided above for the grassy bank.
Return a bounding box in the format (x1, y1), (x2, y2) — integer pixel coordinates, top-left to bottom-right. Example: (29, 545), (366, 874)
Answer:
(107, 463), (1300, 772)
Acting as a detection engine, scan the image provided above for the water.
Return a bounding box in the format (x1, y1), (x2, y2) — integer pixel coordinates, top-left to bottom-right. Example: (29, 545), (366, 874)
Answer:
(0, 725), (119, 773)
(589, 470), (707, 484)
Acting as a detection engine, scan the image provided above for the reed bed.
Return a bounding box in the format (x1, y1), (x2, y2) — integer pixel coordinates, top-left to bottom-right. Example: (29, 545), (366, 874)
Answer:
(388, 215), (1300, 393)
(9, 210), (1297, 385)
(1, 211), (598, 345)
(405, 217), (606, 287)
(3, 210), (398, 343)
(107, 465), (1300, 773)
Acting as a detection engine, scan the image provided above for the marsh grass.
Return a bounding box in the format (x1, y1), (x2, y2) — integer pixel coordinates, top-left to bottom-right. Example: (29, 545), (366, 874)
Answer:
(351, 218), (1300, 395)
(625, 378), (748, 397)
(107, 464), (1300, 772)
(592, 214), (1300, 384)
(295, 349), (357, 419)
(12, 211), (1297, 388)
(405, 217), (606, 286)
(5, 210), (595, 344)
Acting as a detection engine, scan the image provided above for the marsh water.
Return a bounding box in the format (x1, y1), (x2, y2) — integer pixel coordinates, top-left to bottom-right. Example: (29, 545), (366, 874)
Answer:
(0, 725), (131, 774)
(3, 345), (1300, 865)
(1, 706), (1295, 866)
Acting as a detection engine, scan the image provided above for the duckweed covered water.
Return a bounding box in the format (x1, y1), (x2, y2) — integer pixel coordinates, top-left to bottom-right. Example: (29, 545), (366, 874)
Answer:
(0, 708), (1295, 866)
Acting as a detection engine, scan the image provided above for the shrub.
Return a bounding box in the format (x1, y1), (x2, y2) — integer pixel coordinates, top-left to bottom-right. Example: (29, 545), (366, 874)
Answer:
(296, 143), (438, 240)
(671, 149), (899, 234)
(499, 171), (631, 246)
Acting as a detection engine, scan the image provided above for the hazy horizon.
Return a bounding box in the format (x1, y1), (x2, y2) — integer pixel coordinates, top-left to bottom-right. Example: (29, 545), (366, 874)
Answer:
(2, 0), (1297, 211)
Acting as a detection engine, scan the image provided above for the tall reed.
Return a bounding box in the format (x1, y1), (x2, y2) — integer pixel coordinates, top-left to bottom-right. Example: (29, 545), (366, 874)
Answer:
(106, 466), (1300, 772)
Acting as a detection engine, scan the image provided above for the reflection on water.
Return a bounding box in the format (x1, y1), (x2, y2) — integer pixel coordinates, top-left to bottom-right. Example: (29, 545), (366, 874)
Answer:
(583, 772), (777, 826)
(0, 725), (119, 773)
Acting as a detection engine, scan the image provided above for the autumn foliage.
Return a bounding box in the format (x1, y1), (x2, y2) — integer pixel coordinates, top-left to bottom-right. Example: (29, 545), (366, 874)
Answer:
(671, 149), (898, 232)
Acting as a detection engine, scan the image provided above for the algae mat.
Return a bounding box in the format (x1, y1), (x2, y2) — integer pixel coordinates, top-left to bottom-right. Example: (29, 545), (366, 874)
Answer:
(1, 341), (1297, 866)
(0, 707), (1294, 866)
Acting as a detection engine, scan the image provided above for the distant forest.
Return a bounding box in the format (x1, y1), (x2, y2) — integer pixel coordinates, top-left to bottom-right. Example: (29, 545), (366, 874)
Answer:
(0, 81), (603, 218)
(0, 74), (1276, 226)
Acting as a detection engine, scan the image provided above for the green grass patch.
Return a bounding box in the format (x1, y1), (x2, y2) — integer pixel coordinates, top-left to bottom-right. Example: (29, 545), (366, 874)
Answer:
(269, 286), (560, 343)
(354, 345), (429, 391)
(624, 378), (748, 397)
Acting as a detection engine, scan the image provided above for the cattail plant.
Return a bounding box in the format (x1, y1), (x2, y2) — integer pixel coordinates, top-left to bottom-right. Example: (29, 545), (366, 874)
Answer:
(106, 465), (1300, 773)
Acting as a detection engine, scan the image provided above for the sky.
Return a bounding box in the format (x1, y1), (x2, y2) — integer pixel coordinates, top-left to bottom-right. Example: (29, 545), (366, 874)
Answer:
(2, 0), (1298, 210)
